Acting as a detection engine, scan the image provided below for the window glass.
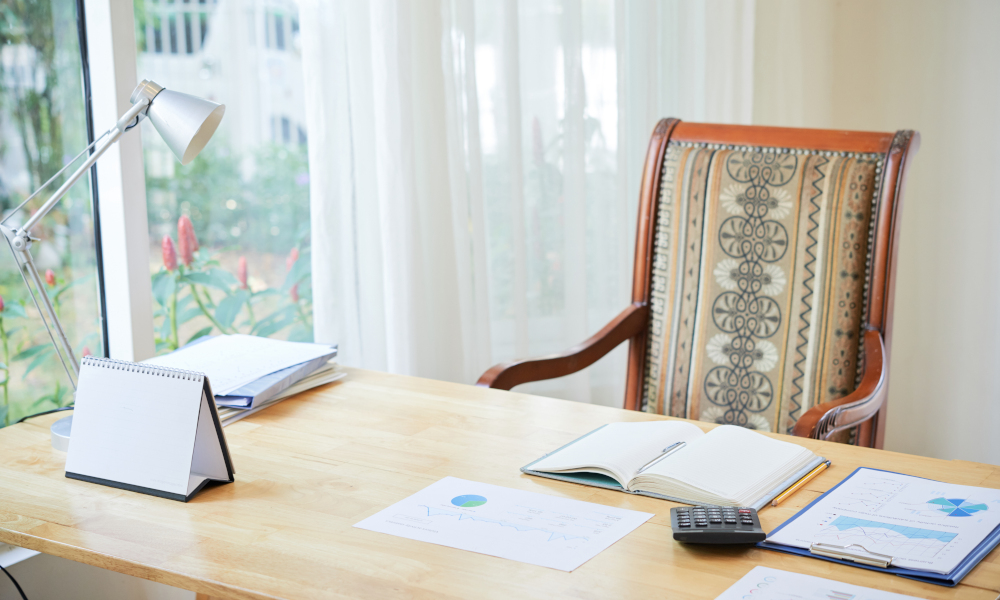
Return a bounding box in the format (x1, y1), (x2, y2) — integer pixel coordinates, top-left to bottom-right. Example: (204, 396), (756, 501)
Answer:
(134, 0), (312, 355)
(0, 0), (105, 426)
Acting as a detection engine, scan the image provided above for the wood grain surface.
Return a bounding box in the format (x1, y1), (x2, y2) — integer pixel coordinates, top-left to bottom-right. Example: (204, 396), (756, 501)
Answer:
(0, 368), (997, 599)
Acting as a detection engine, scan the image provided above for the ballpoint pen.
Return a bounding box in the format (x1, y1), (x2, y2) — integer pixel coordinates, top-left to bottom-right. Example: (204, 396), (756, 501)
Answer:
(771, 460), (831, 507)
(636, 441), (687, 474)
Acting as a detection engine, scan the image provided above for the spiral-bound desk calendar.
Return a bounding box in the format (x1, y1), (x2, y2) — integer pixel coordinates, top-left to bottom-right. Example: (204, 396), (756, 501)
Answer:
(64, 357), (234, 502)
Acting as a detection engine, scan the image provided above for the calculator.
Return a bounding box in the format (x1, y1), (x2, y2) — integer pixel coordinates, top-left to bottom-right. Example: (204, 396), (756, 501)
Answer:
(670, 505), (767, 544)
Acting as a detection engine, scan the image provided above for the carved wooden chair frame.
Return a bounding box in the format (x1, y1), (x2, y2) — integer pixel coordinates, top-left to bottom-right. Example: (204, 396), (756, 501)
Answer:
(478, 119), (919, 448)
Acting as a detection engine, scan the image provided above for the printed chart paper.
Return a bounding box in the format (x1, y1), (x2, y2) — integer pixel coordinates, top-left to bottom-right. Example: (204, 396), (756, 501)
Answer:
(354, 477), (653, 571)
(766, 468), (1000, 574)
(714, 566), (927, 600)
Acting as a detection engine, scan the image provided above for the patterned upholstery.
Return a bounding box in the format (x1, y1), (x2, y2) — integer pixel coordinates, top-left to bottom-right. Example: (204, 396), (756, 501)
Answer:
(640, 141), (884, 435)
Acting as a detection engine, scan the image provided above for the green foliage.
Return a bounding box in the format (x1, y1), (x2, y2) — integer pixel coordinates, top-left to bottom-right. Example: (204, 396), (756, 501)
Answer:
(146, 143), (310, 256)
(151, 223), (312, 353)
(0, 0), (107, 427)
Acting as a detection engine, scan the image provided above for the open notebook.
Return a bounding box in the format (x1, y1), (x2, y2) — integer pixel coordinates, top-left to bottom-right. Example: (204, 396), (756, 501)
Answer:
(524, 421), (826, 509)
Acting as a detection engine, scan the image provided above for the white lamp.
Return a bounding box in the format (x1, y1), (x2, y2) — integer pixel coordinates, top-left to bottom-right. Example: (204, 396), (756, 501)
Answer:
(1, 80), (224, 449)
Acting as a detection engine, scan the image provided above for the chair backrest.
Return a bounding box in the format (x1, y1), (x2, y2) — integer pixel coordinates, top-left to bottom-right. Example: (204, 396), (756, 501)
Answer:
(623, 120), (918, 447)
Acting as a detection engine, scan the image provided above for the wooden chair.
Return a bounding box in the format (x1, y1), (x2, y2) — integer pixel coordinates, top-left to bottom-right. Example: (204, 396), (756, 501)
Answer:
(478, 119), (919, 448)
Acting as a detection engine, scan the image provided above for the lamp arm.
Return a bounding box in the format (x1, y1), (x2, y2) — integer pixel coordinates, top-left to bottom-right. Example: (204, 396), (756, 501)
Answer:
(19, 98), (149, 235)
(0, 96), (151, 387)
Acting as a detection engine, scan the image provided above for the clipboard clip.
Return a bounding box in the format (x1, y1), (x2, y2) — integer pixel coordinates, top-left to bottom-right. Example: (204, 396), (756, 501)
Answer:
(809, 543), (894, 568)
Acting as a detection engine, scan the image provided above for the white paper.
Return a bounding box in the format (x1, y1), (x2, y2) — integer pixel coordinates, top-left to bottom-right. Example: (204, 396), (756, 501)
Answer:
(715, 566), (927, 600)
(66, 361), (205, 496)
(354, 477), (652, 571)
(144, 334), (335, 394)
(766, 468), (1000, 574)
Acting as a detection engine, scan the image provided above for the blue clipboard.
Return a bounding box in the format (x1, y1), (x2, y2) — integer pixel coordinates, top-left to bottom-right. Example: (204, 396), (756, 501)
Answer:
(757, 467), (1000, 587)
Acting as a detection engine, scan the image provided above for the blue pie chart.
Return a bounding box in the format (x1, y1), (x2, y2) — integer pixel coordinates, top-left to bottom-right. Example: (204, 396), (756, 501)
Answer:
(928, 497), (989, 517)
(451, 494), (487, 508)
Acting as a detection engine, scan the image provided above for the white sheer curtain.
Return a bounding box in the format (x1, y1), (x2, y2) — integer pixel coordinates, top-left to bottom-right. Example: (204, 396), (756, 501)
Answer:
(300, 0), (754, 407)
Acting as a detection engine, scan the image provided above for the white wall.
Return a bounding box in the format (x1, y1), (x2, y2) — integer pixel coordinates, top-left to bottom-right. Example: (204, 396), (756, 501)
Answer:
(754, 0), (1000, 465)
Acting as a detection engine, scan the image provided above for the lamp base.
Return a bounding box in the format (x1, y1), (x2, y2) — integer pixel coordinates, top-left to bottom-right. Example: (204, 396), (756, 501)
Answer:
(51, 415), (72, 452)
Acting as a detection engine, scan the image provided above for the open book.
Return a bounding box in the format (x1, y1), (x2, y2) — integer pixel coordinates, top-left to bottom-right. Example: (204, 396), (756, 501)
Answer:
(524, 421), (826, 509)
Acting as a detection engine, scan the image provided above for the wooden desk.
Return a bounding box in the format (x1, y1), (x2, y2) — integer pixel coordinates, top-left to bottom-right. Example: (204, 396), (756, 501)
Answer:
(0, 368), (997, 599)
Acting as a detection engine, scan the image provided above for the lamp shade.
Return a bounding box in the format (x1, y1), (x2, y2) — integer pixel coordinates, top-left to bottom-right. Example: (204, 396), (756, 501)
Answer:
(145, 88), (225, 165)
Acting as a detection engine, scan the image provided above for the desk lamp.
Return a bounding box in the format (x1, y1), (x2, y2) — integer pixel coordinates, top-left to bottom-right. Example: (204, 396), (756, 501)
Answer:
(1, 80), (224, 450)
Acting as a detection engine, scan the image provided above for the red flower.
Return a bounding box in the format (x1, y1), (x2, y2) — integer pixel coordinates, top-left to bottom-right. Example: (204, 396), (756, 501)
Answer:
(45, 269), (56, 287)
(0, 295), (5, 312)
(162, 236), (177, 272)
(82, 347), (92, 357)
(177, 216), (195, 267)
(290, 283), (299, 303)
(238, 256), (248, 289)
(286, 247), (299, 270)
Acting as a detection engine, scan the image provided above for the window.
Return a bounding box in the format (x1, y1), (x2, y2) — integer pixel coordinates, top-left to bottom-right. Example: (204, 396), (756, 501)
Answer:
(0, 0), (105, 426)
(138, 1), (208, 56)
(274, 13), (285, 51)
(134, 0), (312, 355)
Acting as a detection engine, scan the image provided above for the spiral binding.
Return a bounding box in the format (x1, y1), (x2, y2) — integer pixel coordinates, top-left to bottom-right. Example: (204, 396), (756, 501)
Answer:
(81, 356), (204, 381)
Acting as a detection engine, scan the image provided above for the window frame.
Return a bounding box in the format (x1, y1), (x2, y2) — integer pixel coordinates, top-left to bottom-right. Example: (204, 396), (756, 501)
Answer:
(83, 0), (157, 362)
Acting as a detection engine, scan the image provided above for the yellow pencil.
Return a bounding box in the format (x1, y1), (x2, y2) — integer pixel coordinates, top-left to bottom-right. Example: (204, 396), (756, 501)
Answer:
(771, 460), (831, 507)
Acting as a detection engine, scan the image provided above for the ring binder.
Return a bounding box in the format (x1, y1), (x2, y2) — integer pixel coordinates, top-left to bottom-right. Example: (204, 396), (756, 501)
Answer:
(81, 356), (204, 381)
(809, 543), (894, 568)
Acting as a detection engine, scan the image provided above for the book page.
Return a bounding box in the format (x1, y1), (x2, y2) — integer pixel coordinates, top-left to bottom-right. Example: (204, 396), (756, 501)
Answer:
(528, 421), (705, 487)
(643, 425), (813, 501)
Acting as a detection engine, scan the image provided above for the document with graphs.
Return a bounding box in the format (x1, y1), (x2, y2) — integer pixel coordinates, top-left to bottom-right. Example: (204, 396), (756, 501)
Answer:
(764, 468), (1000, 575)
(714, 567), (926, 600)
(353, 476), (653, 571)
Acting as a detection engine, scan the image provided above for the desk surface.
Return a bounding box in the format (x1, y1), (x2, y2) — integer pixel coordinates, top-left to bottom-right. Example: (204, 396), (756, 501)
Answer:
(0, 368), (998, 599)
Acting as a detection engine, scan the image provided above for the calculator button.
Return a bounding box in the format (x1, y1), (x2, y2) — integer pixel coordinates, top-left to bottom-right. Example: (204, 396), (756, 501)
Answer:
(709, 518), (722, 524)
(725, 518), (737, 524)
(677, 522), (690, 528)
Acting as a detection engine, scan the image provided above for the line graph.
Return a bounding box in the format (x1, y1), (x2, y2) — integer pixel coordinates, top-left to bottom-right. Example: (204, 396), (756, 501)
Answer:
(815, 516), (956, 559)
(419, 506), (590, 543)
(833, 477), (907, 512)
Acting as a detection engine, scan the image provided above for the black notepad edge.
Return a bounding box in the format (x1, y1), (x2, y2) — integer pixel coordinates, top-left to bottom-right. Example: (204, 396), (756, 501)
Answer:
(758, 466), (1000, 587)
(64, 471), (226, 502)
(520, 424), (826, 510)
(202, 376), (236, 481)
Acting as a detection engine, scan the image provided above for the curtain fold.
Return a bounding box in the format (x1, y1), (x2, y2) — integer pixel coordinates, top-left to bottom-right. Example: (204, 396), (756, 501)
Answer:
(302, 0), (755, 407)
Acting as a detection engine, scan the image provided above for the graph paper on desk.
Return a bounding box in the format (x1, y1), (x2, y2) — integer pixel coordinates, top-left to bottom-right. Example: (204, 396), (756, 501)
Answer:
(714, 566), (926, 600)
(354, 476), (652, 571)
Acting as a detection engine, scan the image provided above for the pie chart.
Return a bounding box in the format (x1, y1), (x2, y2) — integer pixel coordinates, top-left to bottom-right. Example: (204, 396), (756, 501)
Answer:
(928, 497), (989, 517)
(451, 494), (487, 508)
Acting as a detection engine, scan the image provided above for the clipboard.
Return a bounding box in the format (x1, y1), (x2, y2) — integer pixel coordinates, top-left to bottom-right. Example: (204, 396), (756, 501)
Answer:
(758, 467), (1000, 587)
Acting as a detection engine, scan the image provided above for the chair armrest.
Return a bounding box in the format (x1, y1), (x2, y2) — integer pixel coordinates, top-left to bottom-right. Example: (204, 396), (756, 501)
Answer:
(476, 303), (649, 390)
(792, 327), (887, 440)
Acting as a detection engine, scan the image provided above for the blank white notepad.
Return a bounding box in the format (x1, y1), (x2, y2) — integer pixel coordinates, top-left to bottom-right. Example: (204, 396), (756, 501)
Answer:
(65, 357), (234, 502)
